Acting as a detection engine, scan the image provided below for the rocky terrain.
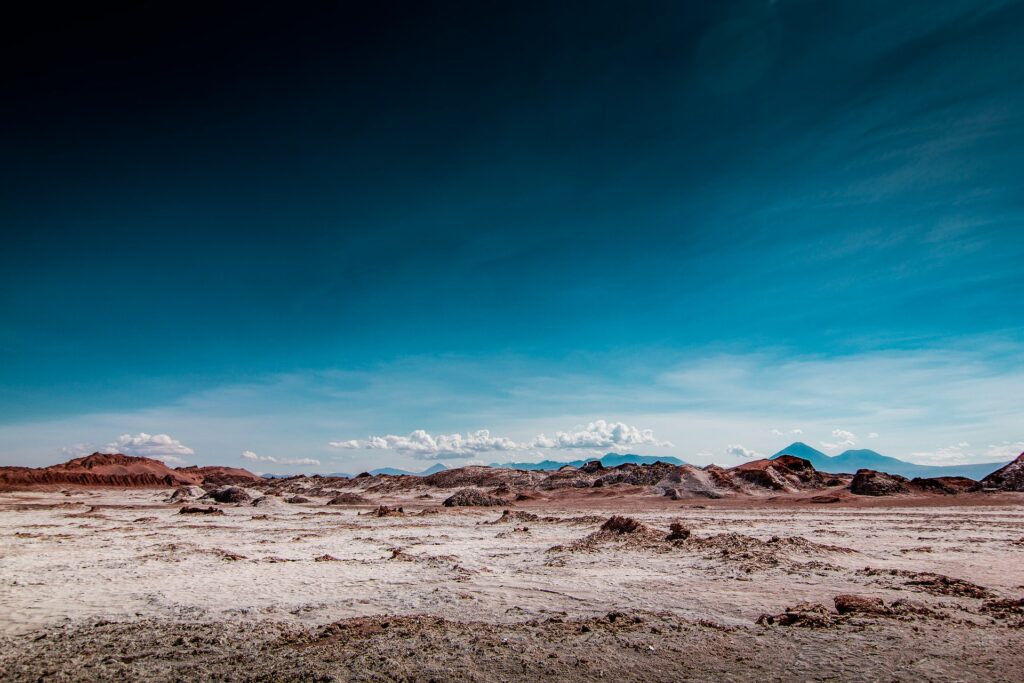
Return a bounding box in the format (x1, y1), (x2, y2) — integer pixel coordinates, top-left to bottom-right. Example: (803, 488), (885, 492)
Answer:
(1, 452), (1022, 680)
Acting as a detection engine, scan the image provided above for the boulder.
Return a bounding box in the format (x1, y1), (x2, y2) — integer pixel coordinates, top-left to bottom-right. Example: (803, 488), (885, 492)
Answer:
(206, 486), (252, 504)
(850, 469), (909, 496)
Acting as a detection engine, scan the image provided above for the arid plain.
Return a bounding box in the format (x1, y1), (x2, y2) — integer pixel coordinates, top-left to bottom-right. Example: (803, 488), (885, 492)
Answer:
(2, 452), (1024, 681)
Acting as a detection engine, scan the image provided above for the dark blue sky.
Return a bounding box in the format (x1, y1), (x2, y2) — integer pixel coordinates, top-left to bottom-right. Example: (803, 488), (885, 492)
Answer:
(2, 1), (1022, 469)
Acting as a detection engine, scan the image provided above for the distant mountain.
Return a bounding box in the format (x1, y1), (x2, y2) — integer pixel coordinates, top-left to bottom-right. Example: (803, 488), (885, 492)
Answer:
(368, 463), (449, 476)
(493, 453), (685, 471)
(770, 442), (1008, 479)
(314, 463), (449, 478)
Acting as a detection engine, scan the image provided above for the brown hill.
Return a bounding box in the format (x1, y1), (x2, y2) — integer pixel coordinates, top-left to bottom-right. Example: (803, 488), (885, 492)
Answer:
(0, 453), (200, 490)
(978, 452), (1024, 491)
(175, 466), (262, 487)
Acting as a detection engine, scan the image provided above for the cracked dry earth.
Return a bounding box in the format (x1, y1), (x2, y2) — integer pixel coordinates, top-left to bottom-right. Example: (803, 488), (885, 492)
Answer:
(1, 490), (1023, 681)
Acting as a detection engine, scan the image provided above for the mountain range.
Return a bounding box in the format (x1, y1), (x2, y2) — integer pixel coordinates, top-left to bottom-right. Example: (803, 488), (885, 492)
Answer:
(319, 463), (450, 478)
(770, 442), (1008, 480)
(490, 453), (686, 471)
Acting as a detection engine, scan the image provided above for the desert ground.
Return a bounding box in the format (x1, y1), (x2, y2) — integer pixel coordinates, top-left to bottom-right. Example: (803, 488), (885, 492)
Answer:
(2, 483), (1023, 681)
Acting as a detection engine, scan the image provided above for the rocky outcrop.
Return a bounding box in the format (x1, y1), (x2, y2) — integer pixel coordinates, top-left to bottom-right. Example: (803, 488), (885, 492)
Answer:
(850, 469), (909, 496)
(729, 456), (828, 493)
(442, 488), (507, 507)
(977, 453), (1024, 491)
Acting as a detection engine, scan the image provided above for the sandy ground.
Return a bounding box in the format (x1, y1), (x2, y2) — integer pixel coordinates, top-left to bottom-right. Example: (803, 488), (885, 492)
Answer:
(1, 488), (1022, 681)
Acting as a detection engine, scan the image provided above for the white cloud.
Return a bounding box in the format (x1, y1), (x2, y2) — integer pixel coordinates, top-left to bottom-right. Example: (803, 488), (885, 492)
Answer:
(868, 432), (880, 439)
(771, 428), (784, 436)
(985, 441), (1024, 460)
(103, 433), (194, 460)
(791, 428), (803, 435)
(281, 457), (321, 466)
(329, 420), (669, 459)
(241, 450), (320, 466)
(532, 420), (671, 451)
(725, 444), (762, 460)
(831, 429), (857, 446)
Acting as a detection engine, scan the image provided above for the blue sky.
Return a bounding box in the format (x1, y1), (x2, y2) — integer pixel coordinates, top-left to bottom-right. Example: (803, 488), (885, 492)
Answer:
(1, 1), (1022, 471)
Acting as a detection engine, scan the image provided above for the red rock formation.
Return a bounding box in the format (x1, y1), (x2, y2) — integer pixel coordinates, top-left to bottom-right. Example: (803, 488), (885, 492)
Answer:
(0, 453), (264, 491)
(0, 453), (200, 490)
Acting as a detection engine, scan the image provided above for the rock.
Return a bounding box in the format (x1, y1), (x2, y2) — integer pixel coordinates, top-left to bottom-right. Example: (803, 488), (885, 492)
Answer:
(206, 486), (252, 504)
(178, 506), (224, 515)
(314, 554), (340, 562)
(166, 486), (206, 502)
(286, 495), (311, 504)
(666, 521), (691, 541)
(978, 453), (1024, 491)
(850, 469), (909, 496)
(834, 594), (889, 615)
(370, 505), (404, 517)
(442, 488), (507, 507)
(756, 602), (835, 628)
(601, 516), (643, 534)
(579, 460), (605, 474)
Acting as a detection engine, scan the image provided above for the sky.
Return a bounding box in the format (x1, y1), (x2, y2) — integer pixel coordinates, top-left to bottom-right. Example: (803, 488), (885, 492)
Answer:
(1, 1), (1023, 472)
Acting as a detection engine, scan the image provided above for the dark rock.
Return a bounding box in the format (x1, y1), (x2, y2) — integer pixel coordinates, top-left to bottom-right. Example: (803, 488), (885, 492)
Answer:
(442, 488), (507, 507)
(850, 469), (909, 496)
(978, 453), (1024, 491)
(834, 594), (889, 615)
(178, 506), (224, 515)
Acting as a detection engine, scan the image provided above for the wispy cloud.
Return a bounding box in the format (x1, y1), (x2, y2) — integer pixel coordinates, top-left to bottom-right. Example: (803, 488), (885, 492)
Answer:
(241, 450), (320, 466)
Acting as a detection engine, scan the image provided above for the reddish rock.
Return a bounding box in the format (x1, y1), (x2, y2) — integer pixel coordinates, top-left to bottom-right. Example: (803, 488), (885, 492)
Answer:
(0, 453), (199, 490)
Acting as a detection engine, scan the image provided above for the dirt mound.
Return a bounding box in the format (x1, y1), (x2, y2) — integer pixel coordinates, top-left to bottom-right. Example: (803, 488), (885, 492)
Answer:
(808, 495), (842, 504)
(368, 505), (404, 517)
(485, 510), (541, 524)
(0, 453), (199, 489)
(857, 568), (992, 598)
(443, 488), (508, 507)
(850, 469), (909, 496)
(686, 533), (853, 572)
(286, 495), (312, 504)
(327, 493), (369, 505)
(979, 453), (1024, 491)
(557, 516), (666, 552)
